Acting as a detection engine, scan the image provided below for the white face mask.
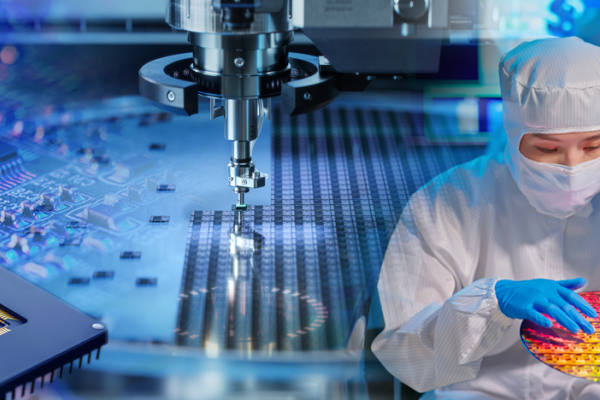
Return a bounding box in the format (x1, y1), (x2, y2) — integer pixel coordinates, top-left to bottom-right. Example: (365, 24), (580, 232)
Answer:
(516, 153), (600, 219)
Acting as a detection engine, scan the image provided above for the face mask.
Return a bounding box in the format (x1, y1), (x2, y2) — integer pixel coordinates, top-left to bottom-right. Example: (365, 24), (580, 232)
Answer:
(516, 153), (600, 219)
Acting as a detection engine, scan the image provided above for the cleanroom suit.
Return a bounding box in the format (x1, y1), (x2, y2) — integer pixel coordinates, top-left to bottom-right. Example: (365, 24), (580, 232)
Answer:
(372, 37), (600, 399)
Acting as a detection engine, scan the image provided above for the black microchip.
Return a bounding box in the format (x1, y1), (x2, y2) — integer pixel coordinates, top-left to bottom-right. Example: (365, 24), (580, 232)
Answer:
(0, 268), (107, 397)
(60, 235), (83, 246)
(68, 278), (90, 285)
(120, 251), (141, 259)
(156, 184), (176, 192)
(149, 216), (170, 223)
(0, 143), (18, 164)
(149, 143), (166, 150)
(92, 271), (114, 279)
(136, 278), (157, 287)
(66, 221), (87, 229)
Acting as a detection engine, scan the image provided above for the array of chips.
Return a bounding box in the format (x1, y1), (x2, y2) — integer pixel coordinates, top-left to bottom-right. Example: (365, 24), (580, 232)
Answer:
(521, 291), (600, 381)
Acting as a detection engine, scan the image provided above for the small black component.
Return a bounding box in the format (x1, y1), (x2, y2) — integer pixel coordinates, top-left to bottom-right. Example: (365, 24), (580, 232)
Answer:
(120, 251), (141, 259)
(68, 278), (90, 285)
(93, 271), (114, 279)
(136, 278), (157, 287)
(0, 142), (18, 164)
(60, 235), (83, 246)
(149, 143), (166, 150)
(149, 216), (170, 223)
(156, 184), (176, 192)
(67, 221), (87, 229)
(91, 155), (110, 165)
(0, 268), (107, 398)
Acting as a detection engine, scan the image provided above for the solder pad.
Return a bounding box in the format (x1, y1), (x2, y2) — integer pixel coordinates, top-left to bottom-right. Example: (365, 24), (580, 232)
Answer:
(0, 267), (107, 398)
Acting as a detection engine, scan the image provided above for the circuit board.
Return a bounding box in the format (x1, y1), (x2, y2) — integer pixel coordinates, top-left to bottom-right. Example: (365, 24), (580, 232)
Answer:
(0, 93), (486, 376)
(521, 292), (600, 381)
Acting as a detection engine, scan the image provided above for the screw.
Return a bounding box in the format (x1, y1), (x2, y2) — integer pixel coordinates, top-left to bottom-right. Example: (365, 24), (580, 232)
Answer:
(92, 323), (104, 330)
(167, 91), (176, 102)
(242, 179), (248, 185)
(229, 177), (234, 182)
(253, 171), (260, 179)
(173, 71), (179, 78)
(304, 92), (312, 101)
(183, 69), (189, 76)
(234, 58), (245, 68)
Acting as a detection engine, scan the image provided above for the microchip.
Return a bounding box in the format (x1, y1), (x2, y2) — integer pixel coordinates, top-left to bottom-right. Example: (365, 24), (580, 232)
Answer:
(136, 278), (157, 286)
(60, 235), (83, 246)
(68, 278), (90, 285)
(66, 221), (87, 229)
(149, 143), (166, 150)
(120, 251), (141, 259)
(0, 143), (18, 164)
(92, 271), (114, 279)
(0, 268), (107, 397)
(149, 216), (170, 223)
(156, 184), (176, 192)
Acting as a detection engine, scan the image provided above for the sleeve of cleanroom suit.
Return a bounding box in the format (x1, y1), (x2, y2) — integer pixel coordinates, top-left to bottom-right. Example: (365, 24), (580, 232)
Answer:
(372, 164), (514, 393)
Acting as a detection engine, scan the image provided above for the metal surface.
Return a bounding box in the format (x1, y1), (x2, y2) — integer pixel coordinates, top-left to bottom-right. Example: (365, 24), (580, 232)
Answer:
(292, 0), (394, 28)
(167, 0), (292, 33)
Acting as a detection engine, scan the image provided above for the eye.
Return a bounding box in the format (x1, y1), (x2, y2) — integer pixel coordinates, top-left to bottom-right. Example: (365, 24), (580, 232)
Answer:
(535, 146), (557, 154)
(585, 145), (600, 151)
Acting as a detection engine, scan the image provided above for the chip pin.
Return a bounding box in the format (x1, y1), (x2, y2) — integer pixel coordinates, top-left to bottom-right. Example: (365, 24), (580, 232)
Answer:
(87, 353), (91, 364)
(69, 361), (73, 374)
(30, 380), (34, 394)
(50, 370), (54, 383)
(20, 384), (24, 398)
(60, 366), (63, 379)
(78, 357), (82, 369)
(40, 375), (44, 388)
(97, 347), (101, 360)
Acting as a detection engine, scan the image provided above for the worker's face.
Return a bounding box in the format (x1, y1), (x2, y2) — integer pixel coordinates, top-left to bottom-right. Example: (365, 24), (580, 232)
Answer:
(520, 131), (600, 167)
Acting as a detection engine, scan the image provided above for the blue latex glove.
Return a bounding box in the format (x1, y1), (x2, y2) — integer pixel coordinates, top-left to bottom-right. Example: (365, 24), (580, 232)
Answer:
(495, 278), (597, 335)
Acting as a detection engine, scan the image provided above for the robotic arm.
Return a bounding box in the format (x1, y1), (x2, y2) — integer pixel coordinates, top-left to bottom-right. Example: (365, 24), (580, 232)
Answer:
(139, 0), (476, 207)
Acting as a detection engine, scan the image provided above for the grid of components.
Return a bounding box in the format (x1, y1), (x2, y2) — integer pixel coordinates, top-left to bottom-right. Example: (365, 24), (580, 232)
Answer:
(522, 291), (600, 382)
(176, 107), (485, 352)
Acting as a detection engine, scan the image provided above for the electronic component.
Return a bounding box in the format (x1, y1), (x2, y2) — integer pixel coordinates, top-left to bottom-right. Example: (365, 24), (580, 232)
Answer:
(108, 155), (156, 183)
(68, 278), (90, 285)
(149, 216), (170, 223)
(120, 251), (141, 259)
(0, 267), (107, 397)
(149, 143), (166, 150)
(2, 209), (26, 228)
(21, 201), (46, 220)
(156, 184), (176, 192)
(59, 185), (84, 204)
(40, 193), (65, 212)
(85, 204), (120, 231)
(60, 235), (83, 247)
(93, 271), (114, 279)
(127, 185), (149, 203)
(0, 143), (18, 164)
(136, 278), (156, 287)
(66, 221), (87, 229)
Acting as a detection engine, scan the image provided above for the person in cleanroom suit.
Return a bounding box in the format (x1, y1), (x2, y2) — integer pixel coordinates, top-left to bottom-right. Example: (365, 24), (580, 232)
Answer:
(372, 37), (600, 400)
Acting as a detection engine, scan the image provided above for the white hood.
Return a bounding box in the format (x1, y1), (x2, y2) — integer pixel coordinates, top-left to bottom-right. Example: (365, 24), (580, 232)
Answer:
(500, 37), (600, 218)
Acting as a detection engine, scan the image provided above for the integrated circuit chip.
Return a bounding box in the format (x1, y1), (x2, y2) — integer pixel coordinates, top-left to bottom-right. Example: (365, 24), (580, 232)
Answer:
(149, 216), (170, 223)
(156, 184), (176, 192)
(136, 278), (157, 287)
(149, 143), (166, 150)
(0, 267), (107, 397)
(120, 251), (141, 259)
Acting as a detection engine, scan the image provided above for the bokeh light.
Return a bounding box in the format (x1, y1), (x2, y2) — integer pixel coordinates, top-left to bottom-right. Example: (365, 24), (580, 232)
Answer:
(0, 46), (19, 65)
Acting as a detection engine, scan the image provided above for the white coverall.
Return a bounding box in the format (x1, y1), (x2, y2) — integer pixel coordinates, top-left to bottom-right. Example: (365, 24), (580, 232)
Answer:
(372, 37), (600, 399)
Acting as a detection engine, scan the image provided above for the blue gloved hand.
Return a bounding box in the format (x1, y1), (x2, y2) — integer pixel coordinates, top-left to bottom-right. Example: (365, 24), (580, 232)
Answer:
(495, 278), (597, 335)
